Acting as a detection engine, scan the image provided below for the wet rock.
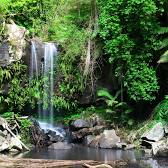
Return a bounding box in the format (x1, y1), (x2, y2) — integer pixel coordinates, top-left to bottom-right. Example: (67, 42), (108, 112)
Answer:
(141, 122), (164, 142)
(70, 119), (91, 130)
(46, 130), (64, 142)
(99, 130), (121, 149)
(23, 38), (44, 73)
(83, 135), (96, 146)
(48, 142), (72, 150)
(71, 126), (105, 142)
(30, 120), (67, 147)
(30, 120), (47, 147)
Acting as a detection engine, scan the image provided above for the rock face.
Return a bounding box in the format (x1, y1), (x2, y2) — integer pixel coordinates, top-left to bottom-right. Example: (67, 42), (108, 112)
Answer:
(0, 20), (28, 66)
(23, 38), (44, 74)
(0, 42), (10, 66)
(141, 122), (164, 142)
(1, 21), (27, 66)
(30, 120), (67, 147)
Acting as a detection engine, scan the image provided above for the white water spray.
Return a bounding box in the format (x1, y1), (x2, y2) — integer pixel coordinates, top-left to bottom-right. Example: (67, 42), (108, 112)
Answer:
(42, 42), (58, 125)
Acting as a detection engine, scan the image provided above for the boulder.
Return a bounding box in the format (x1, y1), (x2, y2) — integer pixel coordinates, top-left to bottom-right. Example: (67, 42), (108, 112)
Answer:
(99, 130), (121, 149)
(70, 119), (91, 130)
(46, 130), (64, 142)
(71, 126), (105, 142)
(141, 122), (164, 142)
(151, 140), (168, 156)
(48, 142), (72, 150)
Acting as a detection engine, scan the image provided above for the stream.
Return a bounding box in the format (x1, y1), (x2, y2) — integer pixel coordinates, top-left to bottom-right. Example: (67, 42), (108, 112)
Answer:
(19, 145), (168, 168)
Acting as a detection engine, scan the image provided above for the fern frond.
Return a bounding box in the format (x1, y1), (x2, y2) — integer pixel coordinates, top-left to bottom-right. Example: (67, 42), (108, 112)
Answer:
(158, 50), (168, 63)
(97, 89), (114, 100)
(158, 38), (168, 50)
(156, 27), (168, 35)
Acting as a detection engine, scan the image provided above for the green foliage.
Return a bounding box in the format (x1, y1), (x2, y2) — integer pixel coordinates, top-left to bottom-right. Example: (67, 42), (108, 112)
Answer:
(52, 96), (77, 110)
(124, 63), (159, 101)
(97, 88), (133, 126)
(20, 118), (32, 145)
(0, 111), (32, 145)
(48, 0), (97, 101)
(156, 26), (168, 63)
(1, 111), (15, 119)
(97, 0), (161, 102)
(0, 0), (10, 14)
(154, 97), (168, 123)
(0, 62), (44, 112)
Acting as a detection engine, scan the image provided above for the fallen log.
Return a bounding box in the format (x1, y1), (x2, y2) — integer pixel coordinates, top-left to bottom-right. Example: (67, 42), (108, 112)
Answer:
(83, 163), (113, 168)
(0, 157), (127, 168)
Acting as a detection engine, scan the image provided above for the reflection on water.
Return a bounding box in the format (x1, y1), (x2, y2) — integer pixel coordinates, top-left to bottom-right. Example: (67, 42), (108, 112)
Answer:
(23, 145), (140, 161)
(22, 145), (168, 168)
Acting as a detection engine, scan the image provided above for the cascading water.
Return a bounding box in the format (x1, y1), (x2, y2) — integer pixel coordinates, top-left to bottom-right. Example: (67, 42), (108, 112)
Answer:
(42, 42), (57, 125)
(30, 41), (38, 79)
(30, 41), (65, 138)
(30, 41), (41, 117)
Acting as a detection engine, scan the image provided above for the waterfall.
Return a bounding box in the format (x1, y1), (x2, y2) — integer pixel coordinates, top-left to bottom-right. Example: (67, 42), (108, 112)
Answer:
(30, 41), (40, 117)
(42, 42), (58, 126)
(30, 41), (38, 79)
(30, 41), (61, 133)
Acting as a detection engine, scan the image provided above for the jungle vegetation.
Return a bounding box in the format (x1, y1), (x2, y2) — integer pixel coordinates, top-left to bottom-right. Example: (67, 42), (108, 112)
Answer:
(0, 0), (168, 127)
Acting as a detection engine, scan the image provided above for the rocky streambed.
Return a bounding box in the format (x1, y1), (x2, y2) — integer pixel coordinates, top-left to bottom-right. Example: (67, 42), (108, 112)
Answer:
(0, 115), (168, 168)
